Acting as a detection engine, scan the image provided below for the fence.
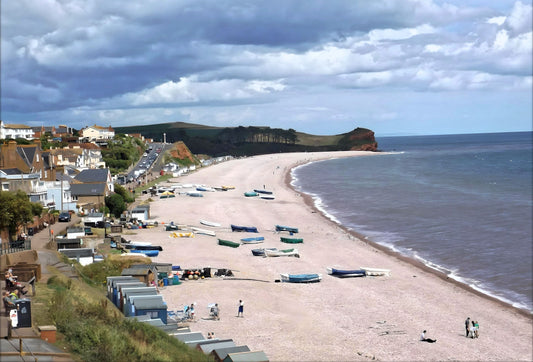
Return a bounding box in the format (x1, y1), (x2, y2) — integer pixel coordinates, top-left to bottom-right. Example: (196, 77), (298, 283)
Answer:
(0, 238), (32, 255)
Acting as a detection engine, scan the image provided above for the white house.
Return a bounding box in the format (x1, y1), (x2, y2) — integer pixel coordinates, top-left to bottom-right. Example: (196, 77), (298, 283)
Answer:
(80, 125), (115, 141)
(0, 121), (34, 140)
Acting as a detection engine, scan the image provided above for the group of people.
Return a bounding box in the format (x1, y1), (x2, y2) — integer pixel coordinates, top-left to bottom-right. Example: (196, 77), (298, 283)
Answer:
(4, 268), (28, 296)
(2, 289), (21, 312)
(465, 317), (480, 338)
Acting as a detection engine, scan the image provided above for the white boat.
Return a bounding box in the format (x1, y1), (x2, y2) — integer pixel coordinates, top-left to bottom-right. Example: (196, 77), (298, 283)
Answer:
(191, 227), (216, 237)
(200, 220), (221, 227)
(129, 241), (153, 246)
(264, 248), (299, 257)
(360, 267), (391, 276)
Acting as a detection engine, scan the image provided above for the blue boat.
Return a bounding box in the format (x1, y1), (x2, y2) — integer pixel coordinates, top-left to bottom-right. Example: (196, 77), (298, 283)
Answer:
(240, 236), (265, 244)
(326, 267), (366, 278)
(280, 273), (322, 283)
(231, 224), (259, 233)
(130, 249), (159, 257)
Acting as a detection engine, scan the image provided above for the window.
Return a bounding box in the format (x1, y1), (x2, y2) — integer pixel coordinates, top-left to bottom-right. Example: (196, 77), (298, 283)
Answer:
(2, 183), (9, 191)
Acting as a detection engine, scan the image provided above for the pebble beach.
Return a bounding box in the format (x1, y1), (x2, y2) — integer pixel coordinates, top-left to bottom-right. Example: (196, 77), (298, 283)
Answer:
(125, 151), (532, 361)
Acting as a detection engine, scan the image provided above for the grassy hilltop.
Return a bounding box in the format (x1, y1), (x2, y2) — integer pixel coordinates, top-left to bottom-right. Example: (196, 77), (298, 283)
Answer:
(115, 122), (377, 156)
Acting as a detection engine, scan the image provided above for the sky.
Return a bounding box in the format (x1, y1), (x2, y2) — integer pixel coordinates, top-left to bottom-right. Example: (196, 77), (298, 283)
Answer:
(1, 0), (532, 137)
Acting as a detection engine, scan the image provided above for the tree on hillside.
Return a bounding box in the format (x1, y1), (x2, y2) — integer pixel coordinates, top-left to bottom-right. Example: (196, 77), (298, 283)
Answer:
(0, 191), (40, 241)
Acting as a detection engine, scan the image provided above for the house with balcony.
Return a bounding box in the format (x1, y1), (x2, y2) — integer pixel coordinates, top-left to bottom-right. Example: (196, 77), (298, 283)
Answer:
(0, 121), (34, 140)
(80, 125), (115, 142)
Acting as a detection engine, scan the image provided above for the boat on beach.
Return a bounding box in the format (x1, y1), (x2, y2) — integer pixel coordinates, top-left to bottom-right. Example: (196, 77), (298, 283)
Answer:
(264, 248), (300, 257)
(280, 236), (303, 244)
(169, 232), (194, 238)
(253, 189), (273, 194)
(191, 227), (216, 237)
(275, 225), (299, 234)
(218, 239), (240, 248)
(251, 248), (277, 256)
(260, 195), (275, 200)
(231, 224), (259, 233)
(326, 267), (366, 278)
(200, 220), (221, 227)
(129, 249), (159, 257)
(187, 191), (204, 197)
(280, 273), (322, 283)
(240, 236), (265, 244)
(360, 267), (391, 276)
(244, 191), (259, 197)
(124, 244), (163, 251)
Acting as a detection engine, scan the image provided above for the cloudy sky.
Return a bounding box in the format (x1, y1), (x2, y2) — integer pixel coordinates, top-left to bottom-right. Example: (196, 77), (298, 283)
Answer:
(1, 0), (531, 136)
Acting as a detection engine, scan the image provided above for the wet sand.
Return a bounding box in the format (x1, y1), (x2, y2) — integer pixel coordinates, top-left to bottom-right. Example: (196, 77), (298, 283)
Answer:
(125, 151), (532, 361)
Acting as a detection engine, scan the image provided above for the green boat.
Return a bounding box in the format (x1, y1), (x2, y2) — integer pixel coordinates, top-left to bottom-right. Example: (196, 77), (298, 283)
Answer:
(244, 191), (259, 197)
(280, 237), (304, 244)
(218, 239), (240, 248)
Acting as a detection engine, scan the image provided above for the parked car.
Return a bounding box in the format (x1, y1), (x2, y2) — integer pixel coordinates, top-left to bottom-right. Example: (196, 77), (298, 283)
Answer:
(58, 212), (71, 222)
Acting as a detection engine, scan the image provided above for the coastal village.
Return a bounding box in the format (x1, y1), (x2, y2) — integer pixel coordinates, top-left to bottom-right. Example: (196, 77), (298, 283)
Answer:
(1, 120), (267, 361)
(1, 120), (532, 361)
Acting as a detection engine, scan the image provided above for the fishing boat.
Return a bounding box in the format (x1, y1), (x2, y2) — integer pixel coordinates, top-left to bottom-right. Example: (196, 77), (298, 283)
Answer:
(169, 232), (194, 238)
(191, 227), (216, 237)
(160, 191), (175, 199)
(130, 249), (159, 257)
(187, 191), (204, 197)
(260, 195), (275, 200)
(280, 237), (303, 244)
(280, 273), (322, 283)
(200, 220), (221, 227)
(240, 236), (264, 244)
(251, 248), (277, 256)
(254, 189), (273, 194)
(360, 267), (391, 276)
(222, 185), (235, 190)
(218, 239), (240, 248)
(326, 267), (366, 278)
(275, 225), (299, 234)
(244, 191), (259, 197)
(231, 224), (259, 233)
(196, 186), (215, 192)
(264, 248), (300, 257)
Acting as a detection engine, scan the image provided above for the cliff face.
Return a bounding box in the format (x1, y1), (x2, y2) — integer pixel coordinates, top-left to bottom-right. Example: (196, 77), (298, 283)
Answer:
(169, 141), (196, 163)
(337, 127), (378, 151)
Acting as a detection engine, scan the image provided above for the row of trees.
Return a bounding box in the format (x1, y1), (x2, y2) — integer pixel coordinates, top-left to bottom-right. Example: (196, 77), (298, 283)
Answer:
(218, 126), (298, 144)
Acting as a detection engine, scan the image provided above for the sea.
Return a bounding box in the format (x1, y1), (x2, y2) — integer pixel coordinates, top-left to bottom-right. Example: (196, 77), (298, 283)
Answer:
(291, 131), (533, 313)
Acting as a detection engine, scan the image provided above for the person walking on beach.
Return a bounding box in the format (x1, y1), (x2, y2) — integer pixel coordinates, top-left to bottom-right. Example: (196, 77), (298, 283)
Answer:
(465, 317), (471, 337)
(237, 299), (244, 317)
(420, 330), (437, 343)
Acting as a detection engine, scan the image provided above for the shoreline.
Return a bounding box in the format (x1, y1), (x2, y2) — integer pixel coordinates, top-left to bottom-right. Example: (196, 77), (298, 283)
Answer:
(134, 151), (532, 361)
(287, 158), (533, 319)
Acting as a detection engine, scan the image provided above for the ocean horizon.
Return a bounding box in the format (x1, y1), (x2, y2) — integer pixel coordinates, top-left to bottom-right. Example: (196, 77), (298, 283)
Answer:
(292, 131), (533, 313)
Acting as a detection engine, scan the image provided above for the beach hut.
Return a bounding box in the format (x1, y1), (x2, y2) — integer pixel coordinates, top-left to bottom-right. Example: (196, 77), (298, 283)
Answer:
(173, 332), (205, 343)
(223, 351), (269, 362)
(211, 346), (251, 362)
(131, 205), (150, 222)
(65, 227), (85, 239)
(106, 276), (136, 300)
(125, 293), (162, 317)
(131, 296), (167, 323)
(121, 287), (158, 314)
(121, 267), (154, 285)
(197, 339), (236, 354)
(112, 281), (145, 307)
